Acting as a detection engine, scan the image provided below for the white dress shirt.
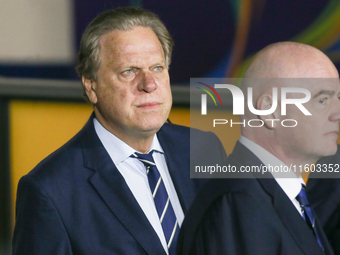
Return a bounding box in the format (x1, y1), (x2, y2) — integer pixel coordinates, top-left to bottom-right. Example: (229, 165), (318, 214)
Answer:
(239, 136), (305, 216)
(94, 118), (184, 254)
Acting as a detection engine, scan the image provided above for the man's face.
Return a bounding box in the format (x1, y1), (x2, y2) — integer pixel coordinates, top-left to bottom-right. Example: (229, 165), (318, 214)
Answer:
(276, 78), (340, 161)
(84, 26), (172, 141)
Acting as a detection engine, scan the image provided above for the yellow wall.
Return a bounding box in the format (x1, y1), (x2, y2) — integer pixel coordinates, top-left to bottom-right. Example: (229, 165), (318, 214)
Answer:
(9, 101), (93, 220)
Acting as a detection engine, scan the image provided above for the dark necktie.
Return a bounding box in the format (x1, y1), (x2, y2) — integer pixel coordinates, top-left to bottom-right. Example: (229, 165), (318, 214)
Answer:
(131, 150), (179, 255)
(296, 184), (324, 250)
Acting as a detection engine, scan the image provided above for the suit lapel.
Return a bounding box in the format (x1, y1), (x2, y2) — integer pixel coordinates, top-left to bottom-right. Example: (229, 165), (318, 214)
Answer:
(89, 163), (166, 255)
(232, 142), (330, 255)
(313, 208), (334, 255)
(80, 116), (166, 255)
(258, 177), (328, 255)
(157, 125), (195, 214)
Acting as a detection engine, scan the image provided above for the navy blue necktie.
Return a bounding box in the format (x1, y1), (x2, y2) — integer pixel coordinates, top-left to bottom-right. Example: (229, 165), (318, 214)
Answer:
(131, 151), (179, 255)
(296, 184), (324, 250)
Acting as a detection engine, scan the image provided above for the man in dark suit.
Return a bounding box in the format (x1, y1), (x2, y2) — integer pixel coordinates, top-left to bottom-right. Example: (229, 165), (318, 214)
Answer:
(307, 145), (340, 254)
(12, 7), (227, 255)
(177, 42), (340, 255)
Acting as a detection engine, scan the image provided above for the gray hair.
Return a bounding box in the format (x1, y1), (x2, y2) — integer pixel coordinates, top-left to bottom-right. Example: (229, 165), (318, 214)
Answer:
(76, 6), (174, 96)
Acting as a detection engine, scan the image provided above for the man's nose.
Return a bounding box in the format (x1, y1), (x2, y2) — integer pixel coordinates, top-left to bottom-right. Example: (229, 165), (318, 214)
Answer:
(330, 99), (340, 122)
(138, 72), (157, 93)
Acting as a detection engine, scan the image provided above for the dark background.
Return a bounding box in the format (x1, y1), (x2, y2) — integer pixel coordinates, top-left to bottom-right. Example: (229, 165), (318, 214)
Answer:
(0, 0), (339, 84)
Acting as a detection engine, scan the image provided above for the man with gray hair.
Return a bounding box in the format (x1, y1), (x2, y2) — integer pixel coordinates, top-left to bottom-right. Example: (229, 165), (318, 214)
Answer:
(12, 7), (227, 255)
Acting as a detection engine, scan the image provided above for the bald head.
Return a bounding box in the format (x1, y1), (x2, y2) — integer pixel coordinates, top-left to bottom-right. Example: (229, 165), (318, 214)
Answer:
(244, 42), (339, 78)
(241, 42), (340, 167)
(241, 42), (339, 119)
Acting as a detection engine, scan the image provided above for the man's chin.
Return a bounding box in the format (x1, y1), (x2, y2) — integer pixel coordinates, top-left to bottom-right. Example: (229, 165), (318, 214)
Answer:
(320, 143), (338, 157)
(137, 122), (165, 135)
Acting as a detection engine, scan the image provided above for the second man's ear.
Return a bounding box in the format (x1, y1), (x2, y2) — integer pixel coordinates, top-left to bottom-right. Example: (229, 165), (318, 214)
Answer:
(257, 94), (280, 129)
(82, 76), (98, 104)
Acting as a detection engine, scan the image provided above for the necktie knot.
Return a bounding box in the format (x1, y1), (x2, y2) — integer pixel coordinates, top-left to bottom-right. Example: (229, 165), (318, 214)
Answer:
(131, 151), (156, 169)
(296, 184), (310, 207)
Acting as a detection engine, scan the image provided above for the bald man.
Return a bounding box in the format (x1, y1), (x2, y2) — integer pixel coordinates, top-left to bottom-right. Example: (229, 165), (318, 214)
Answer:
(177, 42), (340, 255)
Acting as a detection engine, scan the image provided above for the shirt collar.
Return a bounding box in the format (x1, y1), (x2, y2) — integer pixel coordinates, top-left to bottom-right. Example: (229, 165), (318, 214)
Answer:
(93, 118), (164, 166)
(239, 135), (305, 201)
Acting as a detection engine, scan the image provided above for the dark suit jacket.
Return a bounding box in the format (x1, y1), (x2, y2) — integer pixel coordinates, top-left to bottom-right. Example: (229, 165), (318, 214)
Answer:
(12, 114), (227, 255)
(307, 145), (340, 254)
(177, 142), (333, 255)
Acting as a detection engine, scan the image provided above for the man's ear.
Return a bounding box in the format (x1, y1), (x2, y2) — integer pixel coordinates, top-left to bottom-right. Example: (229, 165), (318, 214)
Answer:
(82, 76), (98, 104)
(257, 94), (280, 129)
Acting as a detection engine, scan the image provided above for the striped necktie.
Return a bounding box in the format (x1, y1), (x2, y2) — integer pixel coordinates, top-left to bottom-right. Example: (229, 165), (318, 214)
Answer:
(131, 151), (179, 255)
(296, 184), (324, 250)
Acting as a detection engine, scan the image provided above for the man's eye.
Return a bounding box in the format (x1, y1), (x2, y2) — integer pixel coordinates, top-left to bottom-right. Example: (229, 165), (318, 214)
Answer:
(123, 69), (132, 75)
(154, 66), (163, 71)
(319, 97), (328, 104)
